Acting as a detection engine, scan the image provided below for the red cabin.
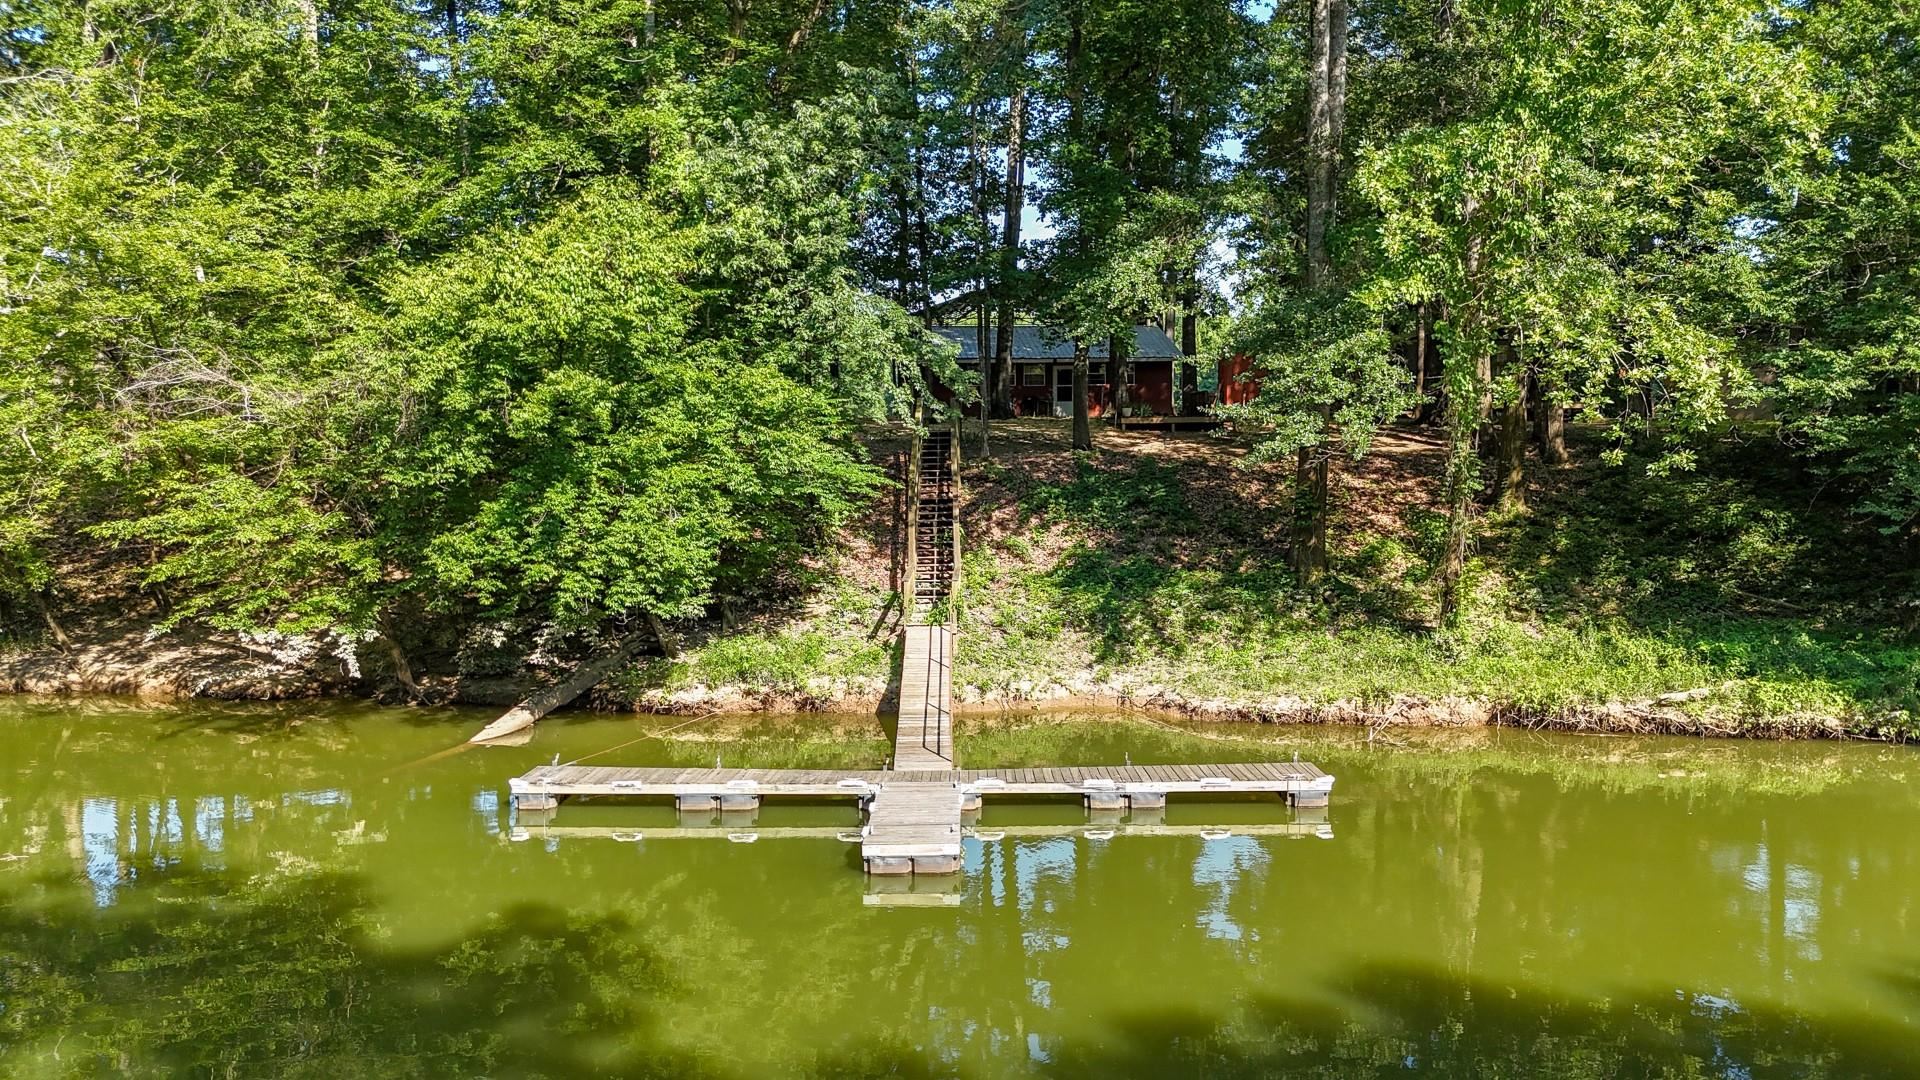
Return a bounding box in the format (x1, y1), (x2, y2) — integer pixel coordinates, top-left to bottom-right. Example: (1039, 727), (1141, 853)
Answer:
(930, 324), (1183, 419)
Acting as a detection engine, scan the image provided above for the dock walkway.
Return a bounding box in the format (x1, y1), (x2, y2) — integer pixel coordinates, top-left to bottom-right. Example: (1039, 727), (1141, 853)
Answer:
(894, 623), (955, 770)
(508, 760), (1334, 875)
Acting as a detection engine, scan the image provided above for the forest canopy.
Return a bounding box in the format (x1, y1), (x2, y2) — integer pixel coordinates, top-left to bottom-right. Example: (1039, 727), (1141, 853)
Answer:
(2, 0), (1915, 642)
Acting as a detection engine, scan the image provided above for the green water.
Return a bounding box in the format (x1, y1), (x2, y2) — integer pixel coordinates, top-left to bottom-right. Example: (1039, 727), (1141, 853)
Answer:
(2, 700), (1918, 1077)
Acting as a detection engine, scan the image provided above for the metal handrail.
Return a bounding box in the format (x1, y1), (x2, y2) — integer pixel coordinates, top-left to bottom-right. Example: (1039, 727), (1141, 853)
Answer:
(921, 622), (950, 762)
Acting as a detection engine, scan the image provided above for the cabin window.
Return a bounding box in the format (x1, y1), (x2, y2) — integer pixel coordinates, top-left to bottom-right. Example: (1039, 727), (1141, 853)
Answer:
(1021, 364), (1046, 386)
(1088, 364), (1108, 386)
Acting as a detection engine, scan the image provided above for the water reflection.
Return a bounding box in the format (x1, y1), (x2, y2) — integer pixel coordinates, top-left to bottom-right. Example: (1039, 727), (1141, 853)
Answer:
(2, 704), (1919, 1077)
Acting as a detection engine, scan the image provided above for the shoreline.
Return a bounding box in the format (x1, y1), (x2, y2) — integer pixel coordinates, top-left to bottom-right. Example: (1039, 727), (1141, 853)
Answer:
(3, 649), (1902, 741)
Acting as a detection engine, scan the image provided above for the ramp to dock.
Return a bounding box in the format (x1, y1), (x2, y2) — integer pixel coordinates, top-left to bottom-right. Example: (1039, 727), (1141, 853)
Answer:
(894, 623), (955, 770)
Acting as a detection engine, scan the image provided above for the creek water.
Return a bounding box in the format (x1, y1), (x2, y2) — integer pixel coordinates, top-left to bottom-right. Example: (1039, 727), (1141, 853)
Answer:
(1, 698), (1916, 1077)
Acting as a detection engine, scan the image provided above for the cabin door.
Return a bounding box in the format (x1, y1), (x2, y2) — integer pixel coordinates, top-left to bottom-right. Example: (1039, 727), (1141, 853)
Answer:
(1053, 365), (1072, 418)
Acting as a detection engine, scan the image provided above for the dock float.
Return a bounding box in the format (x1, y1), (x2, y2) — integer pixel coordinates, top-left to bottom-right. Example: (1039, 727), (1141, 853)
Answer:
(507, 760), (1334, 876)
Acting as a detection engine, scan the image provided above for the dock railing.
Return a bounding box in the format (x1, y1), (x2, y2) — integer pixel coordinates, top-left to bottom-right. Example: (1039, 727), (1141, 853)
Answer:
(920, 623), (951, 762)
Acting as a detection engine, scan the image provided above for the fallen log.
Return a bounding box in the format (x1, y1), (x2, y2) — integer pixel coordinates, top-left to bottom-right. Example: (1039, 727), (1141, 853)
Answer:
(467, 632), (650, 745)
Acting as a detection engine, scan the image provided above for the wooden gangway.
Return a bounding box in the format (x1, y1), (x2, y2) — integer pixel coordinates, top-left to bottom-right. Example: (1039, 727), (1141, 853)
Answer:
(894, 623), (955, 770)
(508, 760), (1334, 875)
(893, 422), (959, 772)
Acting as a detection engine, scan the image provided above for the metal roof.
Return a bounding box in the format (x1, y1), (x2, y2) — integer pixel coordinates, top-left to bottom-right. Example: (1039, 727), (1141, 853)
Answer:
(930, 324), (1183, 362)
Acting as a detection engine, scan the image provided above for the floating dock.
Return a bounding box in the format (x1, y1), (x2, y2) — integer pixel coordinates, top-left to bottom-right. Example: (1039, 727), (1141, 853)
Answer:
(508, 761), (1334, 876)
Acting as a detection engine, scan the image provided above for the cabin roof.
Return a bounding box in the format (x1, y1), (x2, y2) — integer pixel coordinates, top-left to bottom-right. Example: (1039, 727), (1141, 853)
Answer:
(930, 324), (1183, 362)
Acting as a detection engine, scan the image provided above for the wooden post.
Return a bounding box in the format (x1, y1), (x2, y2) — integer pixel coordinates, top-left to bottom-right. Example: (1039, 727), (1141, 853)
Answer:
(948, 416), (963, 625)
(903, 426), (921, 611)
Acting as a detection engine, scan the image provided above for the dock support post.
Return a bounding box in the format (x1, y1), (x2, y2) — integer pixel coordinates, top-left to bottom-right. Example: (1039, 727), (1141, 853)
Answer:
(1084, 790), (1127, 812)
(512, 792), (559, 813)
(677, 794), (719, 812)
(719, 794), (761, 813)
(959, 791), (982, 813)
(866, 857), (913, 876)
(1126, 789), (1167, 811)
(912, 855), (963, 875)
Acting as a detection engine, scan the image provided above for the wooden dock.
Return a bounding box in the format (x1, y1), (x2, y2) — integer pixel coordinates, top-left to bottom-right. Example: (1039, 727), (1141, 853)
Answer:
(894, 623), (955, 770)
(508, 760), (1334, 876)
(510, 821), (1333, 844)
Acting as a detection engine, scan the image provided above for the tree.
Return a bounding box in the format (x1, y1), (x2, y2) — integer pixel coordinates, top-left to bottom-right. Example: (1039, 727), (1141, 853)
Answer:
(0, 0), (942, 644)
(1762, 0), (1920, 606)
(1358, 0), (1813, 622)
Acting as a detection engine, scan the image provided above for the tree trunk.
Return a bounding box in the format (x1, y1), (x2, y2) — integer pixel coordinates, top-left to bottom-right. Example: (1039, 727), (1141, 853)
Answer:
(976, 304), (992, 455)
(1294, 0), (1344, 586)
(643, 610), (681, 659)
(1291, 430), (1331, 585)
(1413, 300), (1431, 423)
(1329, 0), (1347, 195)
(1179, 284), (1200, 414)
(1071, 340), (1091, 450)
(1495, 361), (1529, 511)
(29, 590), (72, 652)
(1438, 198), (1488, 623)
(467, 632), (650, 744)
(1437, 376), (1482, 624)
(1533, 374), (1567, 464)
(724, 0), (748, 63)
(993, 79), (1025, 421)
(1304, 0), (1333, 288)
(377, 632), (420, 698)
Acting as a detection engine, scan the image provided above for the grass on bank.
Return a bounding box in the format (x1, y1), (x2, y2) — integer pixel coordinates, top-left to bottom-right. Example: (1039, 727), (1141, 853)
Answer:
(612, 577), (895, 699)
(955, 430), (1916, 732)
(617, 422), (1919, 734)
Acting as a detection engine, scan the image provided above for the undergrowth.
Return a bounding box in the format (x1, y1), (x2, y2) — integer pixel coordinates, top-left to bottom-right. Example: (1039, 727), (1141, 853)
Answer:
(619, 426), (1920, 735)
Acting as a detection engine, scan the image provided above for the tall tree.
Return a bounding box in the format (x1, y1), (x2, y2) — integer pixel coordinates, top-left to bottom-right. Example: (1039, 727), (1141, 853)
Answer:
(1763, 0), (1920, 605)
(991, 0), (1031, 421)
(1360, 0), (1812, 622)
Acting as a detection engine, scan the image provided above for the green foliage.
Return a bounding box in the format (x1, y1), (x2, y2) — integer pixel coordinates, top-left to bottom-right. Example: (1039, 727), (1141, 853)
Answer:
(1214, 291), (1417, 463)
(950, 434), (1917, 731)
(1758, 0), (1920, 566)
(0, 0), (923, 637)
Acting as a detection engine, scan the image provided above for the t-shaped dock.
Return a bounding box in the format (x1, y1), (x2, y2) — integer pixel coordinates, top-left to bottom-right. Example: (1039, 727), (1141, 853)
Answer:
(508, 760), (1334, 876)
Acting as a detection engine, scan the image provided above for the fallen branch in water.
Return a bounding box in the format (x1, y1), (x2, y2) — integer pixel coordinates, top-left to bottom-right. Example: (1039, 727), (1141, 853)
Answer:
(467, 632), (651, 745)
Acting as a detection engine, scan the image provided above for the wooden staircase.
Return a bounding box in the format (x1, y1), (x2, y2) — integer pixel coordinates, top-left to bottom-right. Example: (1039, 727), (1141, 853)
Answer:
(912, 427), (956, 618)
(893, 423), (958, 772)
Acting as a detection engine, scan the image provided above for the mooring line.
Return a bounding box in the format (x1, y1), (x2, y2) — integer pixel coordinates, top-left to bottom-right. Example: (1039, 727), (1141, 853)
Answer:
(560, 711), (722, 767)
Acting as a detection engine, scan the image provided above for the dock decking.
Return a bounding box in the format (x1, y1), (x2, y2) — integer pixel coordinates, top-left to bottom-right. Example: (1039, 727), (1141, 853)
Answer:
(510, 759), (1328, 795)
(894, 623), (955, 770)
(507, 759), (1334, 876)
